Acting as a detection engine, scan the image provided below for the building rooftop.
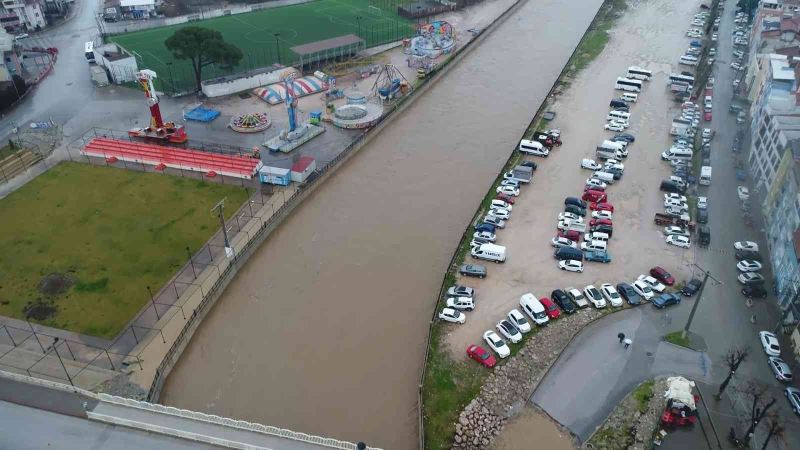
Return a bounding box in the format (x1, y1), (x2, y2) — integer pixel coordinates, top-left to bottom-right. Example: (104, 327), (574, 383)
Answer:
(772, 58), (796, 81)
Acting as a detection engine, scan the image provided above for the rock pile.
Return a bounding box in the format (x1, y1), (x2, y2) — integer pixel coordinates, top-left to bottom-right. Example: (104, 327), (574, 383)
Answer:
(452, 308), (605, 449)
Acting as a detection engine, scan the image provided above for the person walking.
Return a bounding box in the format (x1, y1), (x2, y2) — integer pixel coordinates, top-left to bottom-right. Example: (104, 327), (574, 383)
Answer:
(618, 332), (626, 343)
(624, 337), (632, 349)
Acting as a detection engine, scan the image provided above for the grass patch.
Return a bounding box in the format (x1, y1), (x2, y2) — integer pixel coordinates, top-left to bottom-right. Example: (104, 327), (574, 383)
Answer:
(0, 162), (249, 338)
(664, 331), (691, 348)
(0, 142), (22, 160)
(589, 380), (656, 449)
(564, 0), (628, 76)
(633, 380), (655, 413)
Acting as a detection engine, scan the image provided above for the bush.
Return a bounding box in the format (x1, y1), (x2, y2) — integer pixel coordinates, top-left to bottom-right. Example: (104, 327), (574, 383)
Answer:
(0, 75), (29, 111)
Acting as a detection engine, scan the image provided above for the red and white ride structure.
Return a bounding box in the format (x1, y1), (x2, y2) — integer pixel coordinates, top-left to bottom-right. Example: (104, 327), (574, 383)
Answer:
(128, 69), (188, 144)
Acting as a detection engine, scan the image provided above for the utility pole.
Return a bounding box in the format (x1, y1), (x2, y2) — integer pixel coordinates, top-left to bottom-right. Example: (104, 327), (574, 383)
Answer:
(212, 198), (234, 258)
(683, 263), (722, 339)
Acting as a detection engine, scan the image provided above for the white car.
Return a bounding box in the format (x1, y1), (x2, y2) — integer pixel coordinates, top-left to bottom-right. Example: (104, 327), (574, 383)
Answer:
(473, 231), (496, 243)
(559, 260), (584, 273)
(581, 159), (602, 170)
(583, 285), (606, 308)
(731, 62), (741, 71)
(491, 199), (512, 211)
(637, 275), (666, 293)
(664, 193), (687, 203)
(497, 320), (522, 344)
(600, 283), (623, 307)
(483, 330), (510, 358)
(482, 215), (505, 228)
(632, 279), (654, 300)
(605, 122), (626, 132)
(702, 128), (713, 138)
(581, 240), (607, 251)
(591, 210), (613, 220)
(664, 199), (688, 209)
(488, 207), (511, 220)
(665, 205), (688, 215)
(500, 179), (520, 188)
(734, 241), (759, 252)
(759, 331), (781, 357)
(697, 196), (708, 210)
(737, 260), (763, 272)
(604, 162), (624, 172)
(737, 186), (750, 201)
(585, 178), (607, 190)
(438, 308), (466, 324)
(664, 226), (690, 237)
(446, 297), (474, 311)
(666, 234), (691, 248)
(507, 309), (532, 334)
(558, 212), (583, 222)
(551, 237), (578, 248)
(711, 33), (718, 41)
(496, 185), (520, 196)
(738, 272), (765, 285)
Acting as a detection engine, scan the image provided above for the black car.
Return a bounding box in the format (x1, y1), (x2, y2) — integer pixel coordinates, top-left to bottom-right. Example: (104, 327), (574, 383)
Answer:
(520, 160), (538, 170)
(564, 204), (586, 217)
(697, 209), (708, 224)
(591, 224), (613, 237)
(742, 285), (768, 299)
(736, 249), (762, 261)
(565, 196), (587, 209)
(613, 133), (636, 143)
(617, 283), (641, 305)
(682, 278), (702, 296)
(551, 289), (576, 314)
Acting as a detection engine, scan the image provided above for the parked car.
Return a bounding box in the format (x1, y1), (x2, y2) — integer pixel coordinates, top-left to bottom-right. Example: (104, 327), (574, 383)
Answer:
(590, 202), (615, 213)
(591, 210), (613, 220)
(664, 193), (687, 203)
(584, 250), (612, 263)
(581, 159), (602, 170)
(559, 259), (584, 273)
(613, 133), (635, 142)
(697, 209), (708, 224)
(558, 229), (582, 242)
(617, 282), (642, 305)
(590, 218), (613, 227)
(565, 204), (587, 217)
(488, 207), (511, 221)
(439, 308), (466, 324)
(460, 264), (486, 278)
(734, 241), (759, 252)
(467, 344), (497, 368)
(585, 178), (607, 190)
(551, 289), (576, 313)
(447, 285), (474, 298)
(552, 236), (578, 248)
(496, 320), (522, 344)
(482, 215), (505, 228)
(591, 224), (613, 237)
(682, 279), (702, 296)
(605, 122), (626, 132)
(495, 193), (516, 204)
(496, 185), (520, 196)
(768, 356), (793, 382)
(632, 279), (654, 300)
(652, 293), (681, 308)
(738, 272), (765, 286)
(558, 212), (584, 222)
(785, 387), (800, 415)
(737, 186), (750, 201)
(759, 331), (781, 357)
(566, 288), (589, 308)
(650, 266), (676, 285)
(539, 297), (561, 319)
(474, 223), (496, 234)
(600, 283), (623, 307)
(737, 260), (763, 272)
(500, 179), (520, 188)
(583, 285), (606, 308)
(742, 285), (768, 299)
(638, 275), (666, 293)
(508, 309), (532, 333)
(519, 160), (538, 170)
(446, 296), (474, 311)
(736, 249), (762, 261)
(565, 197), (588, 209)
(666, 235), (691, 248)
(491, 199), (513, 211)
(483, 330), (510, 358)
(473, 231), (496, 243)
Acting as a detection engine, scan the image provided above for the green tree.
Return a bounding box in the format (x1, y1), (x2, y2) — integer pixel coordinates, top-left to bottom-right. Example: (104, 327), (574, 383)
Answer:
(164, 26), (243, 92)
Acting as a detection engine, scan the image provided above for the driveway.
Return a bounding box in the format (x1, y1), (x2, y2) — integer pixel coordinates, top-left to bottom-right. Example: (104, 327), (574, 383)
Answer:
(532, 306), (712, 442)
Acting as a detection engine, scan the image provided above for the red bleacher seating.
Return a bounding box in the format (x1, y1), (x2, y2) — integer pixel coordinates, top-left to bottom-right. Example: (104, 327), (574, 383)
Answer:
(82, 138), (261, 179)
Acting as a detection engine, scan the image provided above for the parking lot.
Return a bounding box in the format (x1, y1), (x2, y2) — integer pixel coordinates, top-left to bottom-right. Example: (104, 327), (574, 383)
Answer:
(443, 0), (705, 356)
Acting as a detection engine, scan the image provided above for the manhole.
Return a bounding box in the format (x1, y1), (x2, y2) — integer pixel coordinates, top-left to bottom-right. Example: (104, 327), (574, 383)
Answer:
(646, 351), (654, 357)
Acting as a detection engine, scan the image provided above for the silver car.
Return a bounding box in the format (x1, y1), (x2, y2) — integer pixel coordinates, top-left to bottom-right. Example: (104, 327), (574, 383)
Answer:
(786, 387), (800, 415)
(768, 357), (793, 382)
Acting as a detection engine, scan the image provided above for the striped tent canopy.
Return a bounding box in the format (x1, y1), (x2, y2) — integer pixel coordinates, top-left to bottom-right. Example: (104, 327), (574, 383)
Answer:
(253, 76), (327, 105)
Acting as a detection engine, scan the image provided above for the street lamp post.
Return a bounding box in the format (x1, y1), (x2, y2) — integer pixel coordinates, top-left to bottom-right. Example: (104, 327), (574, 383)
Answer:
(52, 337), (73, 386)
(682, 264), (721, 339)
(186, 246), (197, 278)
(146, 285), (161, 320)
(356, 16), (362, 39)
(273, 33), (281, 64)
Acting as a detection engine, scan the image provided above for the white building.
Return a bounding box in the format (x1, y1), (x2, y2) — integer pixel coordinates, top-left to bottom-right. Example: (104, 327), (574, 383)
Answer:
(93, 42), (138, 84)
(119, 0), (155, 19)
(1, 0), (46, 31)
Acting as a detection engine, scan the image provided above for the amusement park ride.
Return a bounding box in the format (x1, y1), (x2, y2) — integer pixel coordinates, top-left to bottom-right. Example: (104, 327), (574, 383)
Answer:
(128, 70), (188, 144)
(263, 70), (325, 153)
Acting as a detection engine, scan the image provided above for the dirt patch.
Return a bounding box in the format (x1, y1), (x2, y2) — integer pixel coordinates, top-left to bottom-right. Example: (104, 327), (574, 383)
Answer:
(24, 299), (57, 321)
(38, 272), (75, 297)
(586, 378), (667, 450)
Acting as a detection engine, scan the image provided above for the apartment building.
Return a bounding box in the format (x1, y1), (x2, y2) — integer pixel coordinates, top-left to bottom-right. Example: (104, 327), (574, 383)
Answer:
(0, 0), (46, 31)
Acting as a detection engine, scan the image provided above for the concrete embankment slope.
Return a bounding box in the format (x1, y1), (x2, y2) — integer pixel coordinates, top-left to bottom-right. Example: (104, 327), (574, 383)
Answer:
(160, 0), (606, 448)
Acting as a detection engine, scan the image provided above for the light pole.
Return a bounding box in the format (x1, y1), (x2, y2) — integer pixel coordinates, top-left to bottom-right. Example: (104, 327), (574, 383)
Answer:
(146, 285), (161, 320)
(682, 263), (721, 339)
(273, 33), (281, 64)
(52, 337), (73, 386)
(212, 198), (233, 258)
(166, 61), (176, 93)
(186, 246), (197, 278)
(356, 16), (362, 39)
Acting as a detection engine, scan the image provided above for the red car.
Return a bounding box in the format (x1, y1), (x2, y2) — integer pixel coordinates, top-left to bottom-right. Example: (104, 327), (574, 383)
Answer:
(467, 344), (497, 368)
(650, 266), (676, 285)
(558, 229), (581, 241)
(590, 218), (613, 227)
(582, 190), (607, 203)
(495, 193), (516, 204)
(590, 202), (615, 213)
(704, 111), (712, 121)
(539, 297), (561, 319)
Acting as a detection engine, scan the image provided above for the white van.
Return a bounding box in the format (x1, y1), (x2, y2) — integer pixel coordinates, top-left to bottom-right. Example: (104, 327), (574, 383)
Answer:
(471, 243), (506, 263)
(519, 293), (549, 325)
(584, 231), (610, 242)
(519, 139), (549, 156)
(607, 110), (631, 121)
(593, 171), (615, 184)
(600, 140), (625, 150)
(700, 166), (712, 185)
(679, 55), (699, 66)
(661, 147), (693, 161)
(581, 240), (607, 251)
(621, 93), (638, 103)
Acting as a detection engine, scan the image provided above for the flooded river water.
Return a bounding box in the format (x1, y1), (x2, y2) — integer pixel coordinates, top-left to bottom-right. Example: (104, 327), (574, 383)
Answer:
(160, 0), (604, 448)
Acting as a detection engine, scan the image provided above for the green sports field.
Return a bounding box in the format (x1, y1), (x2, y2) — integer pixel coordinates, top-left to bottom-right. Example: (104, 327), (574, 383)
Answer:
(110, 0), (416, 92)
(0, 162), (249, 339)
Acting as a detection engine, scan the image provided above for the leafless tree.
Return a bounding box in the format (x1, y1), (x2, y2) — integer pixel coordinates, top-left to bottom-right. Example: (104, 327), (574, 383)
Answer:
(716, 346), (750, 399)
(739, 383), (777, 447)
(760, 413), (785, 450)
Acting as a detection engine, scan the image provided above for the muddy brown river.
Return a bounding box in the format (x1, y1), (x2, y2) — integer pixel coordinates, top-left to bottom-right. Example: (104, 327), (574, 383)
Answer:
(161, 0), (604, 448)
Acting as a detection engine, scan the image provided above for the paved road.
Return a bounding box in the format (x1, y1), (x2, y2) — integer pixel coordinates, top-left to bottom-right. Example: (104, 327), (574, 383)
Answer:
(532, 306), (712, 441)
